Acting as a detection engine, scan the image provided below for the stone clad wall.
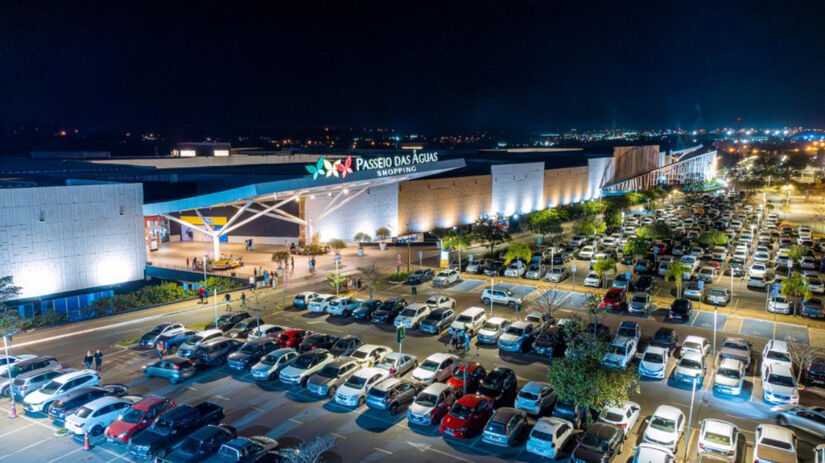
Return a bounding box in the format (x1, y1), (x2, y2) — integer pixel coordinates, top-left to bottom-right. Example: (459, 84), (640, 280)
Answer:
(398, 175), (492, 232)
(543, 166), (591, 207)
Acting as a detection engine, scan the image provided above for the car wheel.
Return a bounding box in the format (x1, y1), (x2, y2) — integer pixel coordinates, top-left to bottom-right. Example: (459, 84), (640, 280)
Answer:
(358, 396), (365, 407)
(328, 387), (336, 398)
(482, 298), (491, 305)
(776, 415), (788, 426)
(91, 425), (104, 436)
(301, 377), (308, 387)
(156, 449), (167, 460)
(390, 404), (399, 415)
(508, 301), (515, 308)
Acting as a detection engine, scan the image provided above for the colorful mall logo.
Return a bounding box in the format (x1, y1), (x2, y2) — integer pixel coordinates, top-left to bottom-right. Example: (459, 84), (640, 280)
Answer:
(305, 156), (353, 180)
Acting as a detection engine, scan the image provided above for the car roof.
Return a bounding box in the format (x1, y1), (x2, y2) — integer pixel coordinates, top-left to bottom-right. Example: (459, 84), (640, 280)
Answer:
(456, 393), (487, 406)
(718, 357), (744, 368)
(420, 382), (450, 395)
(758, 423), (794, 440)
(588, 422), (621, 438)
(425, 352), (457, 362)
(684, 335), (707, 344)
(197, 329), (224, 337)
(703, 419), (736, 435)
(490, 407), (522, 422)
(510, 321), (531, 328)
(202, 337), (231, 345)
(644, 345), (668, 355)
(769, 363), (794, 376)
(456, 362), (483, 372)
(534, 416), (572, 432)
(53, 369), (96, 383)
(521, 381), (550, 393)
(486, 317), (508, 324)
(353, 367), (385, 378)
(766, 339), (790, 352)
(653, 405), (683, 419)
(83, 395), (126, 410)
(355, 344), (382, 352)
(134, 396), (167, 410)
(604, 400), (640, 413)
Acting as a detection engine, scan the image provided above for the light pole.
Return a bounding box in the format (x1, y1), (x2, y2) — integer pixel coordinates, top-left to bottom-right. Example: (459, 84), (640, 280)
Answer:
(213, 288), (218, 325)
(489, 277), (494, 316)
(712, 306), (718, 360)
(335, 255), (340, 295)
(202, 254), (208, 289)
(684, 375), (699, 461)
(3, 333), (19, 418)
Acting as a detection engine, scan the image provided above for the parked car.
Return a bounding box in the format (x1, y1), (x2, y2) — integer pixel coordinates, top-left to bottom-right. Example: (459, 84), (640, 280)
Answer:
(802, 297), (825, 319)
(482, 407), (528, 447)
(717, 337), (752, 370)
(639, 345), (669, 379)
(405, 269), (435, 284)
(178, 329), (224, 359)
(583, 271), (603, 288)
(163, 424), (237, 463)
(11, 367), (72, 401)
(23, 369), (100, 415)
(803, 356), (825, 386)
(432, 269), (460, 287)
(478, 367), (518, 406)
(602, 336), (637, 369)
(769, 296), (792, 315)
(371, 298), (407, 324)
(245, 325), (286, 341)
(762, 340), (793, 375)
(46, 384), (128, 425)
(307, 294), (336, 314)
(127, 401), (224, 461)
(450, 307), (488, 336)
(192, 337), (243, 367)
(696, 419), (739, 462)
(250, 348), (298, 382)
(334, 367), (389, 408)
(753, 424), (798, 463)
(481, 288), (523, 308)
(225, 318), (265, 339)
(156, 330), (197, 353)
(642, 405), (685, 451)
(207, 312), (251, 332)
(351, 299), (382, 320)
(553, 397), (590, 429)
(629, 292), (654, 314)
(274, 329), (312, 349)
(329, 335), (363, 357)
(573, 422), (625, 463)
(139, 323), (186, 348)
(279, 349), (335, 387)
(393, 303), (431, 329)
(366, 378), (422, 415)
(0, 355), (61, 398)
(143, 357), (197, 383)
(216, 436), (278, 462)
(650, 328), (679, 354)
(375, 352), (418, 377)
(706, 287), (731, 306)
(306, 357), (360, 397)
(667, 298), (693, 322)
(447, 361), (486, 395)
(351, 344), (392, 368)
(227, 338), (278, 371)
(439, 393), (493, 439)
(599, 401), (641, 437)
(762, 363), (799, 405)
(497, 321), (537, 352)
(532, 326), (566, 358)
(65, 395), (140, 437)
(292, 292), (319, 309)
(419, 308), (455, 335)
(325, 296), (361, 317)
(503, 262), (527, 278)
(411, 353), (459, 384)
(524, 263), (544, 280)
(104, 396), (176, 444)
(544, 267), (570, 282)
(407, 382), (456, 425)
(713, 358), (746, 396)
(297, 333), (339, 353)
(515, 381), (556, 415)
(526, 416), (575, 459)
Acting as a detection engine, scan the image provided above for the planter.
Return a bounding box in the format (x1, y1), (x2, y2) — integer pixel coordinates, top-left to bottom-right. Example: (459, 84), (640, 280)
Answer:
(357, 248), (365, 257)
(379, 243), (387, 251)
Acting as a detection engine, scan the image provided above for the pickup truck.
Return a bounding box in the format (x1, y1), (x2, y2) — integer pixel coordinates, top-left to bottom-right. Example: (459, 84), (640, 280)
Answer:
(754, 424), (798, 463)
(128, 402), (224, 460)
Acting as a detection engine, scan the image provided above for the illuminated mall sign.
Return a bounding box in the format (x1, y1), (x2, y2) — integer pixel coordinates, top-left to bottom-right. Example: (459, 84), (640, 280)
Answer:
(306, 152), (439, 180)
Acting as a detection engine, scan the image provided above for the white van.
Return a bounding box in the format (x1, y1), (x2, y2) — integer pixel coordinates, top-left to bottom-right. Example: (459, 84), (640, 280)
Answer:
(450, 307), (487, 336)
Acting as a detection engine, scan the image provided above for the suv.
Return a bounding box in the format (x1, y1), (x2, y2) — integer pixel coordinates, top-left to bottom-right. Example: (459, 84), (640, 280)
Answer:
(208, 312), (251, 331)
(192, 337), (243, 367)
(478, 317), (512, 344)
(668, 298), (693, 322)
(371, 298), (407, 324)
(127, 402), (224, 460)
(1, 355), (61, 397)
(306, 358), (360, 397)
(250, 348), (298, 382)
(366, 378), (421, 415)
(497, 321), (536, 353)
(139, 323), (186, 348)
(227, 338), (278, 371)
(393, 303), (431, 329)
(532, 327), (566, 357)
(292, 292), (319, 309)
(12, 367), (72, 401)
(573, 422), (625, 463)
(419, 308), (455, 334)
(217, 436), (279, 462)
(23, 369), (100, 414)
(104, 396), (177, 444)
(178, 329), (224, 359)
(329, 335), (363, 357)
(482, 407), (529, 447)
(47, 385), (128, 425)
(450, 307), (487, 336)
(481, 288), (523, 308)
(279, 349), (335, 387)
(325, 296), (361, 317)
(164, 424), (237, 462)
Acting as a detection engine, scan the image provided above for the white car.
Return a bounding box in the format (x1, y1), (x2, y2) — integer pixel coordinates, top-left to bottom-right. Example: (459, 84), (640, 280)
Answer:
(673, 351), (706, 387)
(697, 419), (739, 461)
(526, 417), (574, 460)
(406, 382), (455, 425)
(432, 269), (459, 287)
(680, 335), (710, 358)
(602, 337), (636, 369)
(598, 401), (641, 437)
(808, 277), (825, 294)
(578, 246), (595, 260)
(544, 267), (570, 282)
(762, 340), (793, 376)
(524, 263), (545, 280)
(583, 271), (602, 288)
(0, 354), (37, 377)
(393, 304), (431, 329)
(768, 296), (792, 315)
(638, 345), (670, 380)
(350, 344), (393, 368)
(762, 363), (799, 405)
(424, 295), (455, 310)
(410, 353), (459, 384)
(178, 329), (224, 358)
(801, 257), (817, 270)
(278, 349), (335, 387)
(749, 263), (768, 278)
(713, 358), (746, 396)
(246, 324), (284, 341)
(65, 395), (139, 436)
(753, 252), (771, 264)
(503, 262), (526, 278)
(334, 367), (389, 408)
(307, 294), (336, 313)
(23, 369), (100, 414)
(477, 317), (512, 344)
(629, 292), (654, 314)
(754, 424), (798, 463)
(325, 297), (360, 317)
(632, 443), (676, 463)
(643, 405), (686, 451)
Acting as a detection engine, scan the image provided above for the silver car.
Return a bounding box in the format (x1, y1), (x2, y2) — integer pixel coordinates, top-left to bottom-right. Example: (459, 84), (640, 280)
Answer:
(305, 358), (360, 397)
(375, 353), (418, 377)
(775, 405), (825, 439)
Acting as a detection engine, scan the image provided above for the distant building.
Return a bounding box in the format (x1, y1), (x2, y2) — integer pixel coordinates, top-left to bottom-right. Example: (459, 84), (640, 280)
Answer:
(171, 142), (231, 157)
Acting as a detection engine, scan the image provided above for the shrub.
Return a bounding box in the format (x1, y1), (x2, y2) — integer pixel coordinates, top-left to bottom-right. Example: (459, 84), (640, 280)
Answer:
(388, 271), (409, 282)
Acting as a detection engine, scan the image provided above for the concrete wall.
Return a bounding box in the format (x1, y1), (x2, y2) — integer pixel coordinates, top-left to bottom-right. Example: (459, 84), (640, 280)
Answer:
(305, 183), (399, 242)
(491, 162), (545, 217)
(588, 157), (614, 199)
(544, 166), (591, 207)
(0, 183), (146, 298)
(398, 175), (492, 232)
(611, 145), (660, 182)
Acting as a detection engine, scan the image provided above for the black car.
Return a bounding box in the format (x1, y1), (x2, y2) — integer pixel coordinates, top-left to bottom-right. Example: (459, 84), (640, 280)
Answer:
(298, 334), (339, 353)
(650, 327), (680, 354)
(164, 424), (237, 463)
(218, 436), (279, 462)
(668, 298), (693, 322)
(329, 335), (363, 357)
(803, 355), (825, 386)
(371, 298), (407, 324)
(483, 261), (505, 276)
(227, 339), (279, 371)
(585, 323), (612, 342)
(128, 402), (224, 461)
(226, 318), (265, 339)
(552, 397), (590, 429)
(404, 269), (435, 285)
(47, 385), (128, 424)
(478, 367), (518, 406)
(573, 422), (624, 463)
(419, 308), (455, 334)
(351, 300), (382, 320)
(532, 327), (566, 358)
(634, 275), (656, 292)
(207, 312), (252, 332)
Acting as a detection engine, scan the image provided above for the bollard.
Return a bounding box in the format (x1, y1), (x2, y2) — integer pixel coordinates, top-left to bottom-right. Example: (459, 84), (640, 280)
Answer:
(83, 431), (91, 450)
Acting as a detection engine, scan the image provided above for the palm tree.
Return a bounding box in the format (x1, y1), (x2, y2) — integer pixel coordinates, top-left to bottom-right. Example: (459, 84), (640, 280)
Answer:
(787, 246), (805, 268)
(665, 261), (689, 298)
(781, 272), (811, 316)
(592, 257), (617, 287)
(442, 229), (472, 270)
(503, 242), (533, 266)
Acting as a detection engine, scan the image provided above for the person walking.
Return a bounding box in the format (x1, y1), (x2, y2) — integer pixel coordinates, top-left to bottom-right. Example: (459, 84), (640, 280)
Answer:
(290, 256), (294, 269)
(186, 257), (190, 268)
(240, 292), (246, 307)
(93, 349), (103, 372)
(156, 340), (166, 359)
(198, 286), (205, 304)
(224, 293), (231, 310)
(463, 331), (471, 353)
(83, 351), (93, 369)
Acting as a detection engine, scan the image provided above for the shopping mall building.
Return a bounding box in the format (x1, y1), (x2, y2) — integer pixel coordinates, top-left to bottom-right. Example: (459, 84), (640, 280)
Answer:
(0, 143), (717, 309)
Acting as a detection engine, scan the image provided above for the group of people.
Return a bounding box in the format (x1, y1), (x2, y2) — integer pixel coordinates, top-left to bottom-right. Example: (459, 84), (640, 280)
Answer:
(449, 329), (472, 353)
(82, 349), (104, 371)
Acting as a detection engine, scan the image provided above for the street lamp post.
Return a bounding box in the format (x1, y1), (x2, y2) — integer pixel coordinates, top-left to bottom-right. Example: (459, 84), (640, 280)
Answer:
(489, 277), (494, 316)
(335, 255), (340, 295)
(213, 289), (218, 325)
(202, 254), (208, 289)
(684, 376), (699, 461)
(3, 333), (18, 418)
(712, 306), (718, 360)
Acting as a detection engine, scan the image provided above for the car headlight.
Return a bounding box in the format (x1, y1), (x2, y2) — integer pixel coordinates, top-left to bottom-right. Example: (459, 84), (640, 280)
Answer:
(118, 430), (131, 438)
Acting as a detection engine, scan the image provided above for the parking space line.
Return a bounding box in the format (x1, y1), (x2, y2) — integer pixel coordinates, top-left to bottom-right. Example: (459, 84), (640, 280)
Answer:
(184, 386), (197, 392)
(0, 422), (34, 439)
(330, 432), (347, 439)
(289, 418), (304, 425)
(215, 395), (230, 401)
(0, 436), (55, 460)
(46, 447), (83, 463)
(374, 447), (393, 455)
(102, 447), (135, 463)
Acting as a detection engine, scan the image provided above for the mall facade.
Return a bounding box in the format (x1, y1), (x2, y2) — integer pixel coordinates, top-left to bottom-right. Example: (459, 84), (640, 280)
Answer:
(0, 143), (717, 306)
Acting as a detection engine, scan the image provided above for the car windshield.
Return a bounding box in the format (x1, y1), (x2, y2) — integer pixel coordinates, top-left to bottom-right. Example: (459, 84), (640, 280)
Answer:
(239, 343), (261, 354)
(581, 432), (608, 451)
(680, 358), (702, 369)
(505, 326), (524, 336)
(400, 308), (417, 317)
(684, 342), (702, 351)
(482, 321), (500, 330)
(74, 406), (93, 418)
(608, 344), (627, 355)
(39, 380), (61, 395)
(332, 339), (352, 351)
(650, 416), (676, 432)
(768, 373), (795, 387)
(179, 436), (203, 453)
(318, 365), (341, 378)
(766, 351), (791, 362)
(718, 368), (741, 379)
(449, 403), (472, 420)
(146, 326), (164, 336)
(654, 331), (673, 343)
(343, 375), (367, 389)
(632, 295), (647, 303)
(232, 321), (248, 330)
(604, 411), (625, 422)
(456, 315), (472, 323)
(121, 407), (144, 424)
(531, 429), (553, 441)
(437, 272), (450, 278)
(644, 352), (664, 363)
(261, 353), (282, 365)
(415, 393), (438, 407)
(761, 437), (792, 450)
(722, 342), (747, 351)
(604, 293), (621, 301)
(704, 430), (731, 446)
(293, 355), (316, 369)
(352, 350), (368, 359)
(420, 360), (440, 372)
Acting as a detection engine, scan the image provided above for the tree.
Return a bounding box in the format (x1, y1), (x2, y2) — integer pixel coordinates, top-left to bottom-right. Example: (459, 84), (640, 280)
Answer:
(583, 293), (607, 328)
(781, 272), (811, 316)
(622, 237), (650, 259)
(636, 222), (672, 240)
(573, 215), (606, 241)
(547, 320), (638, 424)
(0, 276), (22, 335)
(284, 433), (336, 463)
(503, 242), (532, 266)
(472, 224), (511, 256)
(604, 208), (622, 228)
(328, 239), (347, 254)
(271, 251), (290, 268)
(592, 257), (617, 287)
(665, 261), (689, 297)
(582, 199), (608, 216)
(442, 229), (472, 269)
(698, 231), (730, 246)
(357, 262), (385, 299)
(787, 341), (824, 384)
(327, 271), (347, 291)
(787, 246), (806, 266)
(375, 227), (391, 240)
(527, 208), (566, 242)
(526, 289), (567, 321)
(353, 232), (371, 243)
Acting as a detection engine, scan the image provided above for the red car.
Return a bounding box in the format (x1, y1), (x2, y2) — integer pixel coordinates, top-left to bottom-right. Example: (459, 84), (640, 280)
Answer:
(104, 396), (176, 443)
(599, 288), (626, 311)
(275, 329), (312, 348)
(446, 362), (487, 396)
(439, 393), (493, 439)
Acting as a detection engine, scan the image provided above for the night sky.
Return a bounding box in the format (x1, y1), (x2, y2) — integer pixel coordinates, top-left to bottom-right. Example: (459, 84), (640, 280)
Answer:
(2, 1), (824, 133)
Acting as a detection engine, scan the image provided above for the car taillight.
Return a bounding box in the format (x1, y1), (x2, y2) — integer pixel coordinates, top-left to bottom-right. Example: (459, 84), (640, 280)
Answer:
(699, 443), (705, 451)
(20, 385), (27, 391)
(618, 422), (627, 428)
(505, 426), (511, 436)
(728, 449), (735, 456)
(173, 365), (181, 370)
